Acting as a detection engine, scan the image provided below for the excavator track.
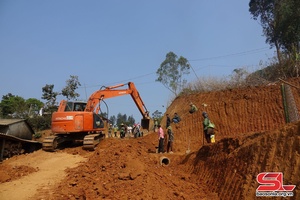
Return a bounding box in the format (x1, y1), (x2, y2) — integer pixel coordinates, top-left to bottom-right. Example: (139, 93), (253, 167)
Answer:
(42, 135), (59, 151)
(83, 133), (104, 150)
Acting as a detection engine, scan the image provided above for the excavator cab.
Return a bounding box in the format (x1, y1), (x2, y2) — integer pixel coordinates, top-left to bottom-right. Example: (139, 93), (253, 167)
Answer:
(64, 102), (86, 112)
(93, 113), (105, 129)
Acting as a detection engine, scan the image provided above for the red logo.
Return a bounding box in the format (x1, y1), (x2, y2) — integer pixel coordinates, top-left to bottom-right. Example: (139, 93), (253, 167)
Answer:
(256, 172), (296, 192)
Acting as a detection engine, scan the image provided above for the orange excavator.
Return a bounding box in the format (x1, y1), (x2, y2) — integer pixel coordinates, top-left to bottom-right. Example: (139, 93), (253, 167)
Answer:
(42, 82), (150, 151)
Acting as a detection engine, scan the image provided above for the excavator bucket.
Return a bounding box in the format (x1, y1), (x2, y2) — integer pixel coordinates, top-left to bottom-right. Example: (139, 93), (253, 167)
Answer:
(0, 119), (41, 161)
(141, 118), (150, 131)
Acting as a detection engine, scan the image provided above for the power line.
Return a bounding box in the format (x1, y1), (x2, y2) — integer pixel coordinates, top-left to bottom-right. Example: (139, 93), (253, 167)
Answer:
(188, 47), (271, 62)
(78, 72), (155, 89)
(79, 47), (272, 89)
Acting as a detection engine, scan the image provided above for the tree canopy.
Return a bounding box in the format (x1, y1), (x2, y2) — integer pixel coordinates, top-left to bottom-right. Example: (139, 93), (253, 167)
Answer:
(42, 84), (58, 108)
(156, 52), (190, 96)
(116, 113), (135, 127)
(61, 75), (81, 100)
(0, 94), (43, 118)
(249, 0), (300, 63)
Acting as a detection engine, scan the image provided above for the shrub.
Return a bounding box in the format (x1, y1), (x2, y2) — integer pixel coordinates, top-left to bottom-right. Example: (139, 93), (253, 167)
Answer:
(27, 115), (51, 131)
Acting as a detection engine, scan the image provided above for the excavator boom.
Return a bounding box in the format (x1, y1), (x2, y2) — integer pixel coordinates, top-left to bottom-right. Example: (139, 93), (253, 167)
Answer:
(85, 82), (150, 120)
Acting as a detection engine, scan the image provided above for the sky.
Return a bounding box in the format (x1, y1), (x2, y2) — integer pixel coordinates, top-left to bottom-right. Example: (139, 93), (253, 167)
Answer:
(0, 0), (275, 122)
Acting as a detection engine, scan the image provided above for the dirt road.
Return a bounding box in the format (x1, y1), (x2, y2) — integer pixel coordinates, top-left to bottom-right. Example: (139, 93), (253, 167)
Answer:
(0, 150), (87, 200)
(0, 135), (220, 200)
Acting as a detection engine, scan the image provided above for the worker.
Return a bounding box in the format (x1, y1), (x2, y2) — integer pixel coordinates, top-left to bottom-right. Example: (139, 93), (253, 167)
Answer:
(166, 114), (171, 129)
(127, 125), (132, 137)
(154, 119), (158, 131)
(157, 124), (165, 153)
(108, 124), (113, 138)
(124, 124), (128, 137)
(120, 123), (125, 138)
(113, 125), (118, 137)
(172, 113), (181, 123)
(133, 123), (142, 138)
(75, 104), (83, 111)
(189, 103), (198, 114)
(132, 124), (136, 137)
(166, 125), (174, 153)
(202, 112), (215, 143)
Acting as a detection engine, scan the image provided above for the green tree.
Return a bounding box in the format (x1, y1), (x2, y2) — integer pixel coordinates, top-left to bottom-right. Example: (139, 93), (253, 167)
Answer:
(277, 0), (300, 77)
(0, 93), (27, 118)
(109, 115), (116, 125)
(116, 113), (127, 127)
(42, 84), (58, 108)
(61, 75), (81, 100)
(249, 0), (300, 65)
(152, 110), (163, 119)
(127, 115), (135, 125)
(115, 113), (136, 127)
(0, 93), (14, 117)
(156, 52), (190, 96)
(249, 0), (282, 63)
(276, 0), (300, 55)
(152, 110), (163, 124)
(26, 98), (44, 117)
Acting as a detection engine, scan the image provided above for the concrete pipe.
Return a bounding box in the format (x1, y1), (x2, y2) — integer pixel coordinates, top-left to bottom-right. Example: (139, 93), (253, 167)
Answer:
(160, 156), (170, 166)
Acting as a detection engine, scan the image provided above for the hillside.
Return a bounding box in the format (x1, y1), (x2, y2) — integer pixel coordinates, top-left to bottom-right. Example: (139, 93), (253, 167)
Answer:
(164, 78), (300, 153)
(0, 78), (299, 200)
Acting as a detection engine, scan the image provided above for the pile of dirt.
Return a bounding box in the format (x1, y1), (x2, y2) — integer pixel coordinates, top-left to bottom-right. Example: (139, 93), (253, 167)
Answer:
(0, 78), (299, 200)
(31, 122), (299, 200)
(33, 135), (219, 200)
(0, 165), (38, 183)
